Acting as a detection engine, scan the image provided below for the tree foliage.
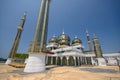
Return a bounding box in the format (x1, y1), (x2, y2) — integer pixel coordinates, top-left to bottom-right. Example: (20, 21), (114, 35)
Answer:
(14, 53), (28, 59)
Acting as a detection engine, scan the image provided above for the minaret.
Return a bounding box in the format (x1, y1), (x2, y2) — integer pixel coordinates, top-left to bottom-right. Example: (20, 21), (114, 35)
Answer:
(24, 0), (51, 73)
(28, 0), (51, 53)
(86, 30), (92, 51)
(92, 35), (106, 66)
(5, 12), (26, 64)
(92, 35), (103, 58)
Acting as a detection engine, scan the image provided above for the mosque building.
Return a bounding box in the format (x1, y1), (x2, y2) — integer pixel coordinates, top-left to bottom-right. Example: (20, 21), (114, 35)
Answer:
(45, 31), (120, 66)
(6, 0), (120, 73)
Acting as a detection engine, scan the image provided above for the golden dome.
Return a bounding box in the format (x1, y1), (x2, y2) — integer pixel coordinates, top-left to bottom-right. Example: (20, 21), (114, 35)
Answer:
(48, 36), (57, 43)
(72, 36), (82, 45)
(58, 32), (70, 46)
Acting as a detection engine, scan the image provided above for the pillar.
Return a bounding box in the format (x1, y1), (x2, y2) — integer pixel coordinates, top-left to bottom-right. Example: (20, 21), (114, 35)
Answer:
(45, 56), (48, 64)
(73, 56), (76, 66)
(60, 56), (63, 66)
(80, 57), (83, 65)
(56, 57), (58, 65)
(24, 0), (51, 73)
(51, 56), (53, 65)
(85, 57), (87, 64)
(66, 56), (69, 66)
(77, 56), (80, 66)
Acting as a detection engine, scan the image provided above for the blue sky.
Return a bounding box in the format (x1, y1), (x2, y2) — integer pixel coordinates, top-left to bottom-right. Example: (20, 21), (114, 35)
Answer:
(0, 0), (120, 58)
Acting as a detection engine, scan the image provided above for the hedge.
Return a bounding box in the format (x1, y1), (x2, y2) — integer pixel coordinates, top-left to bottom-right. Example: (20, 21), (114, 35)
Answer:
(14, 53), (28, 59)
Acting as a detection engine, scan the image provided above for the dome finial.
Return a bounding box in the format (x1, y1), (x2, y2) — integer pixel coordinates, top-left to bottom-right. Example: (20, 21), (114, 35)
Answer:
(86, 29), (88, 34)
(86, 29), (90, 37)
(93, 34), (96, 37)
(93, 34), (98, 39)
(62, 28), (65, 34)
(53, 34), (56, 37)
(24, 11), (27, 16)
(75, 35), (78, 38)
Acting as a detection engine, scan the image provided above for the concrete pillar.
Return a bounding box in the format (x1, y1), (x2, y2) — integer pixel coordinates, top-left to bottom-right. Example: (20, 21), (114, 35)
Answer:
(80, 57), (82, 65)
(91, 57), (93, 65)
(77, 56), (80, 66)
(89, 57), (91, 64)
(66, 56), (69, 66)
(79, 57), (81, 65)
(73, 56), (76, 66)
(60, 56), (63, 66)
(45, 56), (48, 64)
(85, 57), (87, 64)
(51, 57), (53, 64)
(82, 57), (84, 64)
(56, 57), (58, 65)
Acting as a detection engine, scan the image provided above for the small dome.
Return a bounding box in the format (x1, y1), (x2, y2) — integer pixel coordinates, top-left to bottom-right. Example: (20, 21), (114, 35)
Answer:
(58, 32), (70, 46)
(48, 36), (57, 43)
(72, 36), (82, 45)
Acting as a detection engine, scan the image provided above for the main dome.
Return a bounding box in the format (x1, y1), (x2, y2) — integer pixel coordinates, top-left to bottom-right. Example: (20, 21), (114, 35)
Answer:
(58, 32), (70, 46)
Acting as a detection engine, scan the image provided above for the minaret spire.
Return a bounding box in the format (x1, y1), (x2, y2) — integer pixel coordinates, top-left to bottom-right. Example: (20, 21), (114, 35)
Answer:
(29, 0), (51, 53)
(5, 12), (26, 64)
(92, 35), (106, 66)
(24, 0), (51, 73)
(86, 30), (92, 51)
(62, 28), (65, 34)
(92, 35), (103, 58)
(8, 12), (26, 58)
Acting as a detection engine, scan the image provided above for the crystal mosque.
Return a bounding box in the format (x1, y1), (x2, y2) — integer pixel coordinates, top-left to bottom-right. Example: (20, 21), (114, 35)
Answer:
(45, 31), (120, 66)
(5, 0), (120, 73)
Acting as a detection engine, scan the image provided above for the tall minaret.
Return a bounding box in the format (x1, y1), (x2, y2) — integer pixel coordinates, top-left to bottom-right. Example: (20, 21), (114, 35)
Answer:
(28, 0), (51, 53)
(92, 35), (106, 66)
(86, 30), (92, 51)
(24, 0), (51, 73)
(5, 12), (26, 64)
(92, 35), (103, 58)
